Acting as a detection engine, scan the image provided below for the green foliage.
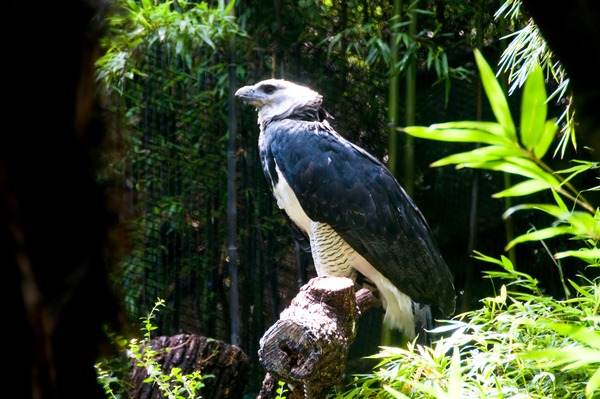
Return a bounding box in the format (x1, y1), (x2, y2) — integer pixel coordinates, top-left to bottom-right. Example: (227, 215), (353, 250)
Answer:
(97, 0), (241, 95)
(339, 50), (599, 399)
(96, 298), (212, 399)
(342, 261), (599, 398)
(495, 0), (574, 157)
(320, 2), (471, 90)
(404, 48), (598, 260)
(95, 0), (246, 325)
(275, 380), (289, 399)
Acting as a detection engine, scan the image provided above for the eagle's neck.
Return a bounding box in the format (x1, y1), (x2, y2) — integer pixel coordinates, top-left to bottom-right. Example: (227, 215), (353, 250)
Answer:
(258, 104), (330, 131)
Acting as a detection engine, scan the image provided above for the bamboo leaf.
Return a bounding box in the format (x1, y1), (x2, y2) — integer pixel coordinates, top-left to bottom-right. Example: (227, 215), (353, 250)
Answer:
(448, 347), (462, 397)
(546, 323), (600, 349)
(224, 0), (235, 14)
(430, 145), (523, 167)
(456, 159), (560, 186)
(588, 368), (600, 399)
(505, 205), (595, 237)
(472, 250), (506, 268)
(533, 118), (558, 159)
(550, 187), (569, 213)
(429, 121), (508, 136)
(503, 203), (568, 219)
(556, 160), (599, 175)
(492, 179), (551, 198)
(524, 347), (600, 368)
(474, 49), (516, 142)
(403, 126), (512, 146)
(554, 248), (600, 260)
(505, 226), (574, 250)
(500, 255), (514, 271)
(520, 63), (547, 152)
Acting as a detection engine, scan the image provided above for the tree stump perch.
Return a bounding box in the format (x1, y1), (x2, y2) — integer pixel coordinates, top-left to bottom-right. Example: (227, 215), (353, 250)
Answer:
(257, 276), (379, 398)
(129, 334), (249, 399)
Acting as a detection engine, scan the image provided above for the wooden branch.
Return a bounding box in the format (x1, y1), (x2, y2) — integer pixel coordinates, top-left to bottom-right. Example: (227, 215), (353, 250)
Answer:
(257, 276), (379, 399)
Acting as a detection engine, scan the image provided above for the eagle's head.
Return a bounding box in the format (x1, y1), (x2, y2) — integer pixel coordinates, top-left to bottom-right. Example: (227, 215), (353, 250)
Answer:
(235, 79), (329, 126)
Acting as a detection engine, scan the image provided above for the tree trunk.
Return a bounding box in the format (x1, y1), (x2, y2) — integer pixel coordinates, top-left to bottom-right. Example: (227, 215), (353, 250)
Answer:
(256, 276), (379, 399)
(129, 334), (250, 399)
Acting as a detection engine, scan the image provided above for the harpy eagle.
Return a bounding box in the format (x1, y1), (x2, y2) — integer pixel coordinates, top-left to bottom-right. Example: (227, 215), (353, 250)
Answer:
(235, 79), (455, 342)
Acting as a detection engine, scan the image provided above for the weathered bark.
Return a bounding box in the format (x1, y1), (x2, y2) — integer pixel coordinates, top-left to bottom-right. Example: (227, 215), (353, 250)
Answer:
(129, 334), (250, 399)
(257, 276), (379, 399)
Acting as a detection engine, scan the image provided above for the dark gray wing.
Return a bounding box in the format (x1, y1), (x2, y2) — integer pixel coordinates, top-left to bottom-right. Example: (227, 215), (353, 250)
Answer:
(264, 119), (456, 317)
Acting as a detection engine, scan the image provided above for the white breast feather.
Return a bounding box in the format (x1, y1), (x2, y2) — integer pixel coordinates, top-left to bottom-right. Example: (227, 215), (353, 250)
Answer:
(272, 161), (312, 234)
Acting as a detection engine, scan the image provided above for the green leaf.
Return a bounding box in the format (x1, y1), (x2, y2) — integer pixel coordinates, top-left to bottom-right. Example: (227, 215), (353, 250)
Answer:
(402, 125), (512, 146)
(524, 347), (600, 368)
(504, 203), (569, 219)
(448, 346), (462, 397)
(556, 160), (600, 174)
(492, 179), (551, 198)
(224, 0), (236, 14)
(505, 203), (596, 242)
(500, 255), (514, 271)
(472, 250), (514, 270)
(550, 187), (569, 213)
(547, 323), (600, 349)
(534, 118), (558, 158)
(474, 49), (516, 142)
(520, 63), (547, 152)
(455, 158), (560, 186)
(588, 368), (600, 399)
(505, 226), (574, 250)
(430, 145), (523, 167)
(429, 121), (508, 136)
(554, 248), (600, 260)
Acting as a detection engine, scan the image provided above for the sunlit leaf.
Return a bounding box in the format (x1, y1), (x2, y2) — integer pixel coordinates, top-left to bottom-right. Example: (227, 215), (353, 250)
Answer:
(224, 0), (235, 14)
(534, 118), (559, 158)
(429, 121), (508, 136)
(500, 255), (515, 271)
(523, 333), (600, 399)
(556, 160), (600, 175)
(402, 126), (512, 146)
(520, 63), (547, 152)
(430, 145), (523, 167)
(474, 49), (516, 142)
(505, 205), (596, 238)
(524, 347), (600, 368)
(503, 203), (579, 221)
(472, 250), (506, 268)
(456, 159), (560, 186)
(550, 187), (569, 213)
(546, 323), (600, 349)
(448, 346), (463, 397)
(588, 368), (600, 398)
(505, 226), (574, 250)
(555, 248), (600, 260)
(492, 179), (551, 198)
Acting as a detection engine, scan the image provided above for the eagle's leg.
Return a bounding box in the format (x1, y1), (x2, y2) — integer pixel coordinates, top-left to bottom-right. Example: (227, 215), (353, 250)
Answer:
(309, 221), (357, 279)
(309, 221), (380, 298)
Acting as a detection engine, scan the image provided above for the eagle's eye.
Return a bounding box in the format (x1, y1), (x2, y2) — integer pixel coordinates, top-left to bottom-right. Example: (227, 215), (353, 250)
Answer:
(261, 84), (277, 94)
